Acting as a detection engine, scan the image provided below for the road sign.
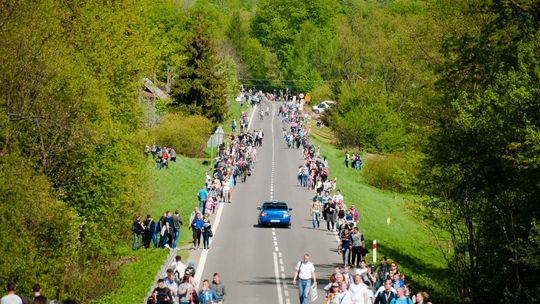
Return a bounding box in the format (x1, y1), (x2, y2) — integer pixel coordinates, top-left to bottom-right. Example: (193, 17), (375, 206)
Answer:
(207, 134), (219, 148)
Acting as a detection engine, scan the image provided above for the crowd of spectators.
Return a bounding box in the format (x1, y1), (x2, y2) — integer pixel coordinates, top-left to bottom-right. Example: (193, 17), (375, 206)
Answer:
(281, 97), (433, 304)
(145, 145), (177, 169)
(146, 89), (266, 304)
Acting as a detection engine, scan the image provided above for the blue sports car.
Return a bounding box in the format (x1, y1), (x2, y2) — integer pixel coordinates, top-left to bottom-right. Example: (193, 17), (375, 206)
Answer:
(257, 201), (292, 227)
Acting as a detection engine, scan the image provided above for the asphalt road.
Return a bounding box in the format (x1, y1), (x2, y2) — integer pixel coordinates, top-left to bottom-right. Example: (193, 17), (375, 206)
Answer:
(195, 101), (341, 304)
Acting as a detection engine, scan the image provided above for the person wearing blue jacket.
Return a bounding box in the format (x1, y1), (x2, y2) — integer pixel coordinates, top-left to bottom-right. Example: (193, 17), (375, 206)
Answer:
(191, 212), (204, 249)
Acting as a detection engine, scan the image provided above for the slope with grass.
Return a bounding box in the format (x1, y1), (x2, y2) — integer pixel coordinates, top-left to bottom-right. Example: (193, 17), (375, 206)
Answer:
(310, 125), (453, 302)
(91, 156), (208, 304)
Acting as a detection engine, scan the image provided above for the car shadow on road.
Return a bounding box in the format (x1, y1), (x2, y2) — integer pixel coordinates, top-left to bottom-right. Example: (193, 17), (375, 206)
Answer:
(252, 224), (291, 229)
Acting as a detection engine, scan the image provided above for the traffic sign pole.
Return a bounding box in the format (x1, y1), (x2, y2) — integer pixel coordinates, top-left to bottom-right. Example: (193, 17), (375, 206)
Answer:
(372, 240), (377, 264)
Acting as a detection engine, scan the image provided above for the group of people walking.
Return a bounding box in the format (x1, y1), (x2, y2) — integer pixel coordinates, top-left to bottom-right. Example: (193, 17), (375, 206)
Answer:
(132, 210), (184, 251)
(145, 145), (177, 169)
(148, 256), (226, 304)
(146, 104), (264, 303)
(280, 97), (432, 304)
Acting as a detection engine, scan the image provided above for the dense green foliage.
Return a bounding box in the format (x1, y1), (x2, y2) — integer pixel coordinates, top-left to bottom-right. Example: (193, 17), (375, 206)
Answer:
(0, 0), (227, 301)
(420, 1), (540, 302)
(232, 0), (540, 302)
(151, 113), (213, 157)
(2, 0), (539, 303)
(171, 14), (229, 122)
(91, 157), (208, 304)
(0, 0), (155, 301)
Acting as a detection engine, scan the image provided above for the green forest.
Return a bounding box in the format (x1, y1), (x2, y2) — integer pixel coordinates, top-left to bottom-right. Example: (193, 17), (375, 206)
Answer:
(1, 0), (539, 303)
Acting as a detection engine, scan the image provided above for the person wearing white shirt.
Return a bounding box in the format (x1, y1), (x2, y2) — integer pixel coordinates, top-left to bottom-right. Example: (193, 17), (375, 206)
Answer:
(332, 190), (344, 204)
(336, 281), (353, 304)
(349, 274), (369, 304)
(292, 254), (317, 304)
(1, 283), (22, 304)
(171, 255), (186, 279)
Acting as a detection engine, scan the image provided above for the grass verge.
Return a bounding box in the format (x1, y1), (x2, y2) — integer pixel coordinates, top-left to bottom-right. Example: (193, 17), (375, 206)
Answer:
(310, 129), (454, 303)
(91, 156), (208, 304)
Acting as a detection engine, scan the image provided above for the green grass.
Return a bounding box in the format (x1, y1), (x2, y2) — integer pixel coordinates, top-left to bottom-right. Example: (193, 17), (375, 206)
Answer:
(91, 156), (208, 304)
(310, 130), (454, 303)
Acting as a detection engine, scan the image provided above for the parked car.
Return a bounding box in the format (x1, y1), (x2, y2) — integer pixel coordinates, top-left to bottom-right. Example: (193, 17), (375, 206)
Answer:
(257, 201), (292, 227)
(312, 100), (336, 114)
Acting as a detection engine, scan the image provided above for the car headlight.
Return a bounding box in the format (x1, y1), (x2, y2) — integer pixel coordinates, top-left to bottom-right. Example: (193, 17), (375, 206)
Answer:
(283, 212), (290, 217)
(260, 212), (267, 217)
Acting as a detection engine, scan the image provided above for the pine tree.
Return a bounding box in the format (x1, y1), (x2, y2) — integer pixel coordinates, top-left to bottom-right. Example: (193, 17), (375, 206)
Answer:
(171, 15), (227, 122)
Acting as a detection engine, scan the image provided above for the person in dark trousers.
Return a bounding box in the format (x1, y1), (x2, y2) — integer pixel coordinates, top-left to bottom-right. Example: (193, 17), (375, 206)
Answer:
(132, 214), (144, 251)
(143, 214), (153, 249)
(171, 209), (183, 249)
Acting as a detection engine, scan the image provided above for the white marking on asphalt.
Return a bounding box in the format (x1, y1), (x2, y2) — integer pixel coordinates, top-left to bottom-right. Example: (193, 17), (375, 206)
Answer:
(194, 106), (257, 287)
(270, 101), (290, 304)
(194, 198), (225, 286)
(273, 252), (284, 304)
(247, 104), (257, 131)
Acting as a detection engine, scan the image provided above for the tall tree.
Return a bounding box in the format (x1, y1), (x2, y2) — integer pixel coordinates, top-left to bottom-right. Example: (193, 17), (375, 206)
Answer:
(422, 1), (540, 302)
(171, 15), (228, 122)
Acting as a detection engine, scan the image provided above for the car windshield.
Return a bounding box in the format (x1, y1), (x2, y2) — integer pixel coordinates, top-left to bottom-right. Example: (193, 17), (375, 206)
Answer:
(262, 203), (288, 210)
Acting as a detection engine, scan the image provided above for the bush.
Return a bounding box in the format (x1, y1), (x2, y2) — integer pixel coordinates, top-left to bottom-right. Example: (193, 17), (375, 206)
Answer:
(152, 113), (213, 157)
(361, 152), (418, 192)
(329, 82), (409, 152)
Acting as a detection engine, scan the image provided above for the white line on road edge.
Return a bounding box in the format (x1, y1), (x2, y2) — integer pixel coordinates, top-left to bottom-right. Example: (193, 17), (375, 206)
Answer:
(194, 105), (257, 287)
(194, 198), (226, 285)
(273, 251), (285, 304)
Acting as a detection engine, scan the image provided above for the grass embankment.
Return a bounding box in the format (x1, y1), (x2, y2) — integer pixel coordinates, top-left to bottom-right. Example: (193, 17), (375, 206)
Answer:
(310, 126), (453, 302)
(92, 156), (207, 304)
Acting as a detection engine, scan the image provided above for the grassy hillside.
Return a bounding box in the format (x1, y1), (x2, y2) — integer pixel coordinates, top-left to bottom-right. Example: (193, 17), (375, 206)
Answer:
(92, 156), (208, 304)
(310, 126), (453, 302)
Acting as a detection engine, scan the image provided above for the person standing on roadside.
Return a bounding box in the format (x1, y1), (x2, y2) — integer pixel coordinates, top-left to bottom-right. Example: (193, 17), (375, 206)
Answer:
(350, 227), (364, 267)
(202, 214), (212, 250)
(292, 253), (317, 304)
(142, 214), (153, 249)
(210, 273), (226, 304)
(198, 280), (218, 304)
(324, 202), (336, 231)
(311, 197), (322, 229)
(349, 274), (369, 304)
(1, 282), (22, 304)
(172, 209), (183, 249)
(132, 214), (144, 251)
(197, 185), (208, 214)
(191, 212), (204, 249)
